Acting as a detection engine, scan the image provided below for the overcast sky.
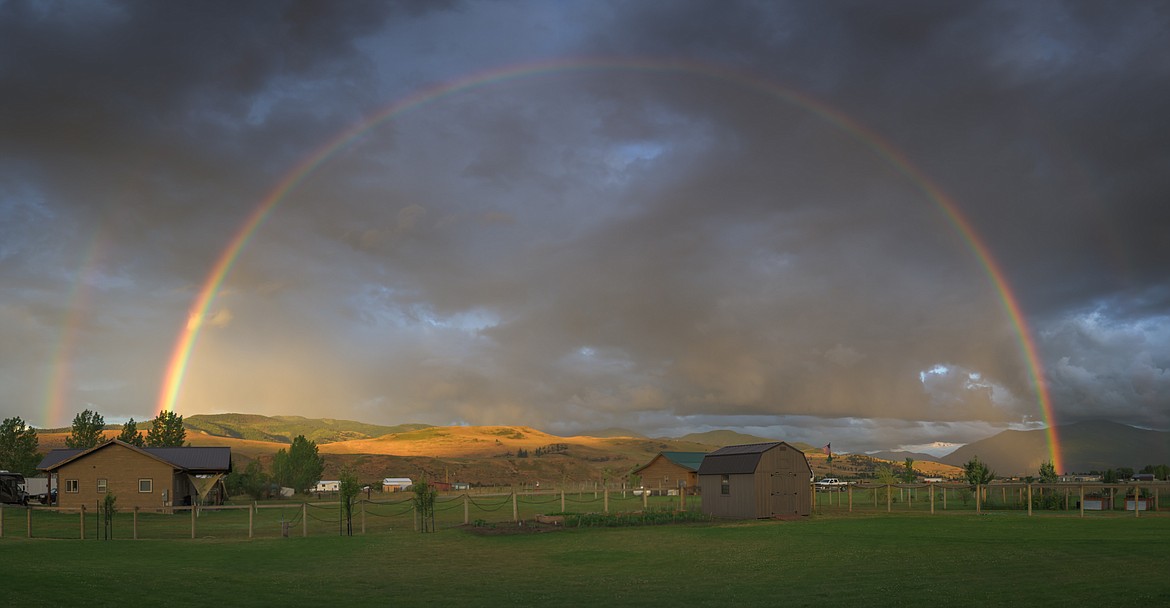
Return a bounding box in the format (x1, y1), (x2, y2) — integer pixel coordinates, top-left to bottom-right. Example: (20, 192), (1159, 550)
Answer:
(2, 1), (1167, 455)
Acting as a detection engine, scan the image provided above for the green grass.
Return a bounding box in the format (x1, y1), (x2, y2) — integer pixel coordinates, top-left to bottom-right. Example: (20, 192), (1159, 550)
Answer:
(3, 510), (1168, 606)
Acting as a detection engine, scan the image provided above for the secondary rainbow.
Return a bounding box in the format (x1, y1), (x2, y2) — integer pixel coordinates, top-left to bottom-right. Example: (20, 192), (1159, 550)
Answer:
(156, 57), (1063, 472)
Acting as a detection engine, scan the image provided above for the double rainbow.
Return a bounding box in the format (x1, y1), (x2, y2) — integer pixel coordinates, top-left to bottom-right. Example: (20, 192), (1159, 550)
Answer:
(153, 57), (1062, 472)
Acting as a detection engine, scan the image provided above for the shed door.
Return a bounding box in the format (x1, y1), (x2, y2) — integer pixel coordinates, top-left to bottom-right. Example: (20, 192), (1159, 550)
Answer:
(770, 472), (797, 515)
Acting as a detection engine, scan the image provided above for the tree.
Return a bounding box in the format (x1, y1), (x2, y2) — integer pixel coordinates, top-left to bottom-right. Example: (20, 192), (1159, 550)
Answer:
(413, 477), (437, 533)
(1038, 460), (1058, 483)
(145, 410), (186, 447)
(963, 456), (995, 488)
(1140, 464), (1170, 481)
(66, 409), (105, 449)
(874, 464), (898, 486)
(117, 418), (145, 446)
(338, 465), (362, 536)
(0, 417), (41, 476)
(901, 458), (916, 484)
(272, 435), (324, 494)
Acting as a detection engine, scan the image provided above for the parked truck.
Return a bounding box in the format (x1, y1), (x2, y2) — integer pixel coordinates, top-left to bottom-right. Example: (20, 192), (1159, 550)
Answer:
(814, 477), (848, 492)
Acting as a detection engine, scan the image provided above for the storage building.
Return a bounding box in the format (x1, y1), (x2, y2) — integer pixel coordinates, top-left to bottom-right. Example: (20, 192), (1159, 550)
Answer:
(698, 442), (811, 518)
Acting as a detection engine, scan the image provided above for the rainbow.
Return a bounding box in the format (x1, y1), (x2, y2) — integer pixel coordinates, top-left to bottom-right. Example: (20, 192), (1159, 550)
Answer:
(156, 57), (1062, 472)
(44, 232), (109, 428)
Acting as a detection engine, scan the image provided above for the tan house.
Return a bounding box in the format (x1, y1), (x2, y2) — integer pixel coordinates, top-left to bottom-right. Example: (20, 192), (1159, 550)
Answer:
(38, 440), (231, 513)
(699, 442), (812, 519)
(632, 452), (706, 495)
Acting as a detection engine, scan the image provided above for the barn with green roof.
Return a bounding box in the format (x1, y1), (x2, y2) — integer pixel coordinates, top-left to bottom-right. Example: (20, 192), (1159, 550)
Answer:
(632, 451), (707, 495)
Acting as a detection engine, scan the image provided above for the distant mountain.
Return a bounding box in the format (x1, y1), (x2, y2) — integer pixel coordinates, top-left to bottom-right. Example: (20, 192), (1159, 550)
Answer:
(941, 420), (1170, 475)
(866, 451), (943, 464)
(673, 430), (777, 447)
(584, 427), (647, 438)
(184, 413), (431, 445)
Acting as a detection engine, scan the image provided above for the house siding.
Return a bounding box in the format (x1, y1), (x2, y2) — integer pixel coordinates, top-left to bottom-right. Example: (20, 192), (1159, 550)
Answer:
(55, 443), (177, 513)
(635, 455), (699, 494)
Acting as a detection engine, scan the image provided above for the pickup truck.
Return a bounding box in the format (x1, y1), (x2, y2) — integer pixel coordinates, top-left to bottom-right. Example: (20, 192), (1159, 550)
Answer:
(814, 478), (847, 492)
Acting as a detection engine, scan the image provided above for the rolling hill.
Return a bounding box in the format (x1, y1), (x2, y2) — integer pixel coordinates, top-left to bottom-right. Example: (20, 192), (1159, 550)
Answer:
(33, 412), (966, 485)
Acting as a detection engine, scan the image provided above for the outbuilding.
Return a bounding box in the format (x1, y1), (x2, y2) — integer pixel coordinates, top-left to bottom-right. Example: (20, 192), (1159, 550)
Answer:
(632, 452), (706, 495)
(698, 442), (812, 519)
(382, 477), (413, 492)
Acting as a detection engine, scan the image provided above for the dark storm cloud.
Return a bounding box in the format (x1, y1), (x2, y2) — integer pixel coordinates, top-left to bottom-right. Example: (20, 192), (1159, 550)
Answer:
(1, 1), (1166, 452)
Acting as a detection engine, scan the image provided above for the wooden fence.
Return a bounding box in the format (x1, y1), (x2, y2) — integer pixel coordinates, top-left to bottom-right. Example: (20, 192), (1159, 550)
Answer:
(0, 487), (696, 541)
(812, 482), (1164, 517)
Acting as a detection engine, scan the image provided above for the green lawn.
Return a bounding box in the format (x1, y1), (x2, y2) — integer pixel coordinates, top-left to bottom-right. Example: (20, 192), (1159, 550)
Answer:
(3, 512), (1167, 606)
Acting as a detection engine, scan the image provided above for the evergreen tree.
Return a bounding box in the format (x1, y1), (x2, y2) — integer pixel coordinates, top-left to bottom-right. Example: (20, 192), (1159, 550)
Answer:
(66, 409), (105, 449)
(145, 410), (186, 447)
(1038, 460), (1058, 483)
(0, 416), (41, 476)
(117, 418), (145, 446)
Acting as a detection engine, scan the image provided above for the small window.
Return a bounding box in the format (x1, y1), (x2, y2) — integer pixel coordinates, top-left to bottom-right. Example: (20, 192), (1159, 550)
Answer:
(720, 474), (730, 495)
(138, 479), (153, 493)
(96, 479), (108, 493)
(65, 479), (79, 493)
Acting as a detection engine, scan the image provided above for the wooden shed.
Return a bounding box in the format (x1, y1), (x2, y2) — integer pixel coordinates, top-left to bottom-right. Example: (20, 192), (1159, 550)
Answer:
(632, 451), (706, 495)
(698, 442), (812, 518)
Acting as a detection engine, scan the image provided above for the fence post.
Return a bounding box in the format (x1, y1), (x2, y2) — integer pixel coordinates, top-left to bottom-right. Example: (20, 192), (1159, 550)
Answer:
(80, 504), (86, 540)
(886, 484), (891, 513)
(1027, 484), (1033, 516)
(848, 484), (853, 513)
(976, 484), (982, 515)
(930, 483), (935, 514)
(641, 488), (647, 510)
(604, 487), (609, 514)
(463, 495), (469, 525)
(512, 491), (518, 522)
(302, 503), (307, 537)
(563, 488), (568, 513)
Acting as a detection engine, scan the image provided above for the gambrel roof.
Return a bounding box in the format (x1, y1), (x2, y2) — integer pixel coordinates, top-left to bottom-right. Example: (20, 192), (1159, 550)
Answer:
(697, 442), (790, 475)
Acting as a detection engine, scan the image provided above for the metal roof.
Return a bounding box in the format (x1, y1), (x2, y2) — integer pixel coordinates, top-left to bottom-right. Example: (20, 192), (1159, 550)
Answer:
(38, 441), (231, 473)
(660, 451), (707, 471)
(697, 442), (787, 475)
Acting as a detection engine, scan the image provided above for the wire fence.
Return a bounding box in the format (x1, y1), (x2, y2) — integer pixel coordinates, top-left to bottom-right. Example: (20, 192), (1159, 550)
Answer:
(0, 488), (699, 541)
(4, 482), (1161, 541)
(812, 482), (1167, 517)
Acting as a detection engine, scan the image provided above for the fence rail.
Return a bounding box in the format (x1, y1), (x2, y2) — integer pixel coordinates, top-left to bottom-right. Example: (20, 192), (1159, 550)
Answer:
(812, 482), (1165, 517)
(3, 482), (1162, 541)
(0, 488), (698, 541)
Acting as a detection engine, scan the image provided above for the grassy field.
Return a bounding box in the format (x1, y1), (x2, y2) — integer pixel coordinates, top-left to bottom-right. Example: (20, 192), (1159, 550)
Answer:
(2, 510), (1167, 607)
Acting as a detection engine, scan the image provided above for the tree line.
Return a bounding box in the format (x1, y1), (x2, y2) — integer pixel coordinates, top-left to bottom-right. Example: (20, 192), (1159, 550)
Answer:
(0, 408), (188, 477)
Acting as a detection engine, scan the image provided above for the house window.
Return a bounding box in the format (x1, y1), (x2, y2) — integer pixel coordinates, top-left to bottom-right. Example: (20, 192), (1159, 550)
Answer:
(96, 479), (108, 493)
(65, 479), (79, 493)
(720, 474), (730, 495)
(139, 479), (153, 493)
